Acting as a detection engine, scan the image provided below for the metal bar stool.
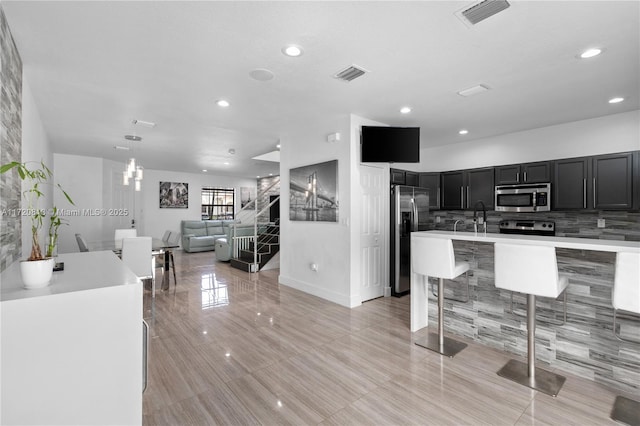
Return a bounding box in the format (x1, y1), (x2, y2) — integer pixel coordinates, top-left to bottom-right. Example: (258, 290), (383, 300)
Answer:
(610, 251), (640, 426)
(412, 237), (469, 357)
(494, 243), (569, 397)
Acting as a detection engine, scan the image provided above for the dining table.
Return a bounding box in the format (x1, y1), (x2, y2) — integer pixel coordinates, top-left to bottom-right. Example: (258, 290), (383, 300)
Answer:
(88, 237), (179, 291)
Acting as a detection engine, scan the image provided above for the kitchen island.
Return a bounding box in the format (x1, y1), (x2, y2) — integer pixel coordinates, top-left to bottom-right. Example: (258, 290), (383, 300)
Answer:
(1, 251), (144, 425)
(410, 230), (640, 394)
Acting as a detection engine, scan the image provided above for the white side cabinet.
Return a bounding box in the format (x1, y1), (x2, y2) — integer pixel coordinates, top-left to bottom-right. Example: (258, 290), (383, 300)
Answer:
(1, 251), (143, 425)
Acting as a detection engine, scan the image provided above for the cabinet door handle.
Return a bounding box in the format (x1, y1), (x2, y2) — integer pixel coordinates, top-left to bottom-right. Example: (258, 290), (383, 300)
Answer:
(142, 319), (149, 393)
(524, 171), (528, 182)
(466, 186), (470, 209)
(516, 172), (520, 183)
(583, 178), (587, 209)
(460, 187), (464, 209)
(593, 177), (596, 209)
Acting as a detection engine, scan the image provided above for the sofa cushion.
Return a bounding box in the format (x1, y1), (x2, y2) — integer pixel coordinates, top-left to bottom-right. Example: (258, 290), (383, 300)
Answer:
(189, 236), (215, 248)
(182, 221), (207, 237)
(205, 220), (225, 236)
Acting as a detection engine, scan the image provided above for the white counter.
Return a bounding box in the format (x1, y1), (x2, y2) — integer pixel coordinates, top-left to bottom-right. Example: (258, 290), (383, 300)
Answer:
(410, 231), (640, 332)
(412, 230), (640, 253)
(1, 251), (143, 425)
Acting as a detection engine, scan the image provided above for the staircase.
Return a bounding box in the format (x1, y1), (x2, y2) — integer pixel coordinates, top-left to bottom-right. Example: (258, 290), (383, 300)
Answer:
(230, 219), (280, 272)
(228, 178), (280, 273)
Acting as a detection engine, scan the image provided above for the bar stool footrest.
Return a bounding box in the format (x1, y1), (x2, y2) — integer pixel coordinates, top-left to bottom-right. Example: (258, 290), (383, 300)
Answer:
(415, 333), (467, 358)
(611, 396), (640, 426)
(497, 359), (566, 397)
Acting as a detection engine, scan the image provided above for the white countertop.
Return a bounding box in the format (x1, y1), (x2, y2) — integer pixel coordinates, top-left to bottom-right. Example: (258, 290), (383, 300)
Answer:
(411, 230), (640, 253)
(0, 251), (140, 302)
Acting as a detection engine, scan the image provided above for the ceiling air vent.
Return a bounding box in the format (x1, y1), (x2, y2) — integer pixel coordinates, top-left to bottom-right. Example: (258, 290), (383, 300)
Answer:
(459, 0), (510, 26)
(333, 65), (368, 82)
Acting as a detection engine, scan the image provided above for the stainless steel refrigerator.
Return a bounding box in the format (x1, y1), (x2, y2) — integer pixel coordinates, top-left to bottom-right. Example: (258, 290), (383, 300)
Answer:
(390, 185), (430, 296)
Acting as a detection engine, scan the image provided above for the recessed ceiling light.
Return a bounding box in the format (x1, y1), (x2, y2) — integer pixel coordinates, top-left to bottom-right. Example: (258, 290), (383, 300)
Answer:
(580, 48), (602, 59)
(282, 45), (303, 57)
(223, 162), (230, 165)
(609, 97), (624, 104)
(228, 148), (236, 155)
(459, 129), (469, 135)
(114, 145), (130, 151)
(400, 106), (412, 114)
(124, 135), (142, 141)
(216, 99), (230, 107)
(202, 169), (208, 172)
(276, 144), (281, 149)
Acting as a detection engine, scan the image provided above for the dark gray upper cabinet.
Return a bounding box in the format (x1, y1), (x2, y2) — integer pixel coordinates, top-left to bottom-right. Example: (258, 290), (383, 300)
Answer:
(405, 171), (419, 187)
(441, 168), (494, 210)
(441, 171), (465, 209)
(592, 152), (633, 210)
(390, 168), (405, 185)
(466, 168), (495, 210)
(634, 152), (640, 210)
(522, 161), (553, 183)
(494, 165), (521, 185)
(553, 157), (590, 209)
(495, 161), (552, 185)
(418, 172), (441, 209)
(554, 152), (635, 210)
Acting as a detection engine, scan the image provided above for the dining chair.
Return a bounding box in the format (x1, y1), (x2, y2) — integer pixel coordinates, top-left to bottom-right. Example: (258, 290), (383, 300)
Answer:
(121, 237), (156, 297)
(115, 228), (137, 249)
(75, 233), (89, 252)
(154, 230), (178, 290)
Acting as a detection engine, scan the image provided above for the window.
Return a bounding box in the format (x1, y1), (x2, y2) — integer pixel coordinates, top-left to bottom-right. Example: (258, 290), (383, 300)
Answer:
(201, 187), (235, 220)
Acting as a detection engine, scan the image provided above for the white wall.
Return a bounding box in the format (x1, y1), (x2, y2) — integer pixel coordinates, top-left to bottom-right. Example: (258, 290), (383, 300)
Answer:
(53, 154), (104, 254)
(21, 76), (52, 256)
(279, 115), (356, 306)
(420, 110), (640, 172)
(54, 155), (256, 252)
(137, 168), (256, 241)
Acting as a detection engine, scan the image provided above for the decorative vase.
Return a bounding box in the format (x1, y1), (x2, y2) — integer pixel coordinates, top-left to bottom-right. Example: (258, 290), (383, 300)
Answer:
(20, 258), (55, 289)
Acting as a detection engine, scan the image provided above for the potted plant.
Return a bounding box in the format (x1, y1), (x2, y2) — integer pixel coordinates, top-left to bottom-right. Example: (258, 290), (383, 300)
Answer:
(0, 161), (73, 288)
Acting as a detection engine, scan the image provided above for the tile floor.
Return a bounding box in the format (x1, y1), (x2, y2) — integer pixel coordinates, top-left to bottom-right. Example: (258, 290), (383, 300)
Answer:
(142, 250), (636, 425)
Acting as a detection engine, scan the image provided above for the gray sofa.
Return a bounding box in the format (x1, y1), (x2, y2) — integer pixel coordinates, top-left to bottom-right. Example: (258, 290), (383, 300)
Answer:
(215, 225), (255, 261)
(181, 220), (234, 253)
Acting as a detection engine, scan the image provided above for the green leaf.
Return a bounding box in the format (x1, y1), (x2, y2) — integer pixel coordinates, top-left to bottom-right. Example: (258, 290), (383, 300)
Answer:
(0, 162), (20, 174)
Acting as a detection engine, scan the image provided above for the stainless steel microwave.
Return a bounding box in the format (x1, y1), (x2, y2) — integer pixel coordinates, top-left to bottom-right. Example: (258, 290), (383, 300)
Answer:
(495, 183), (551, 212)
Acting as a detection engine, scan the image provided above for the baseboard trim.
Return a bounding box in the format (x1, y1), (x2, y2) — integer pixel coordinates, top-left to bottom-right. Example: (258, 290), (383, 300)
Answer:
(278, 274), (360, 308)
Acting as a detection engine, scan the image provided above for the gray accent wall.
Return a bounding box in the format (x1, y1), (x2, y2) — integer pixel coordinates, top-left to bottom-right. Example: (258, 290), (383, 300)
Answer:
(427, 209), (640, 393)
(0, 5), (22, 272)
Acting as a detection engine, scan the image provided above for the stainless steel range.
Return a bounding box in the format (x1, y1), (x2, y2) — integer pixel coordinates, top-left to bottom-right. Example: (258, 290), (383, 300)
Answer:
(499, 219), (555, 236)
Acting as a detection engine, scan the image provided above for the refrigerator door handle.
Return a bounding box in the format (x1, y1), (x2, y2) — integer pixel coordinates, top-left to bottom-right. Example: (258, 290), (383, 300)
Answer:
(411, 197), (418, 231)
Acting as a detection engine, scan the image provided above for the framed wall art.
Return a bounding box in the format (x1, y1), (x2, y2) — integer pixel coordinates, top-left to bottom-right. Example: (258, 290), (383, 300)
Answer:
(159, 181), (189, 208)
(289, 160), (338, 222)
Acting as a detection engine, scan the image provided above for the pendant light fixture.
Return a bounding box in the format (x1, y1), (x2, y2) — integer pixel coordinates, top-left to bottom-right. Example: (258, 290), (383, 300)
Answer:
(123, 133), (144, 191)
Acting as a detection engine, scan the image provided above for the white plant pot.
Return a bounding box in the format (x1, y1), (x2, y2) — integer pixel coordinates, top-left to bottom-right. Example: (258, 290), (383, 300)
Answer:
(20, 258), (55, 289)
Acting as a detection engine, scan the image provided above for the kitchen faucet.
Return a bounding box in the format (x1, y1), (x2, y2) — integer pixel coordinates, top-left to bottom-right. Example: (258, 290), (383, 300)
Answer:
(473, 201), (487, 235)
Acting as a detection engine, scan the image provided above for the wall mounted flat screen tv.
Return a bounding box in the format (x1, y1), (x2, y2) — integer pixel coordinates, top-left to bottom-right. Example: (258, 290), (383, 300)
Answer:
(361, 126), (420, 163)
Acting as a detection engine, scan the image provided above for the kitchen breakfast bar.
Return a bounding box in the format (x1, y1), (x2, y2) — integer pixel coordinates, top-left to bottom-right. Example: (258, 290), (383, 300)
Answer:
(410, 229), (639, 411)
(411, 230), (640, 333)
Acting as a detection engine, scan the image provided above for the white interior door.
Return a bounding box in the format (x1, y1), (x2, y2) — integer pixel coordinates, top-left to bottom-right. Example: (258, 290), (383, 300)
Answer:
(360, 164), (385, 302)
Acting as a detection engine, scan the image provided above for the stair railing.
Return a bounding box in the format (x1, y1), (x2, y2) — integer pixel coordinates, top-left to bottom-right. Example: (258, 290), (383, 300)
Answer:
(250, 195), (280, 272)
(231, 178), (280, 272)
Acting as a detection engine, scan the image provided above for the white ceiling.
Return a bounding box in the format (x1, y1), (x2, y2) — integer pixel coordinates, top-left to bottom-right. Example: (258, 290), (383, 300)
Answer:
(3, 1), (638, 178)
